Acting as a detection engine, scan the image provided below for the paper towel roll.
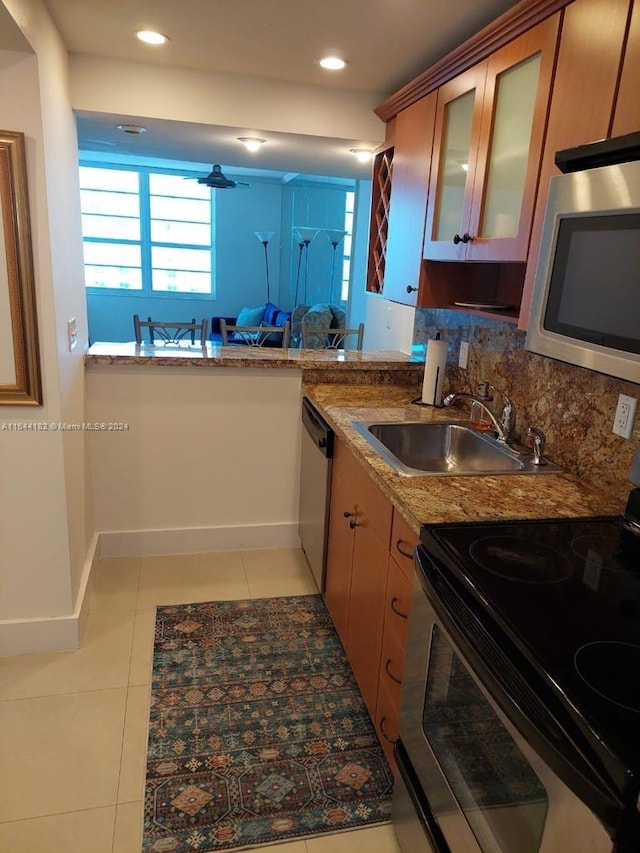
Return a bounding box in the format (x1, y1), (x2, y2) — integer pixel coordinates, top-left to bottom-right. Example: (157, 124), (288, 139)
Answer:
(421, 338), (448, 406)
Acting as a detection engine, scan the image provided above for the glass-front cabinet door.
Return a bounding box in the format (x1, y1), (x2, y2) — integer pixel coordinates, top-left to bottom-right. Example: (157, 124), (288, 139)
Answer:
(423, 15), (559, 263)
(423, 65), (486, 261)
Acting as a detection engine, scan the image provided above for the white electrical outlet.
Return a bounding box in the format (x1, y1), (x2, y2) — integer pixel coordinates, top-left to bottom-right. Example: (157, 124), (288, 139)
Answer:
(458, 340), (469, 369)
(613, 393), (637, 439)
(67, 317), (78, 352)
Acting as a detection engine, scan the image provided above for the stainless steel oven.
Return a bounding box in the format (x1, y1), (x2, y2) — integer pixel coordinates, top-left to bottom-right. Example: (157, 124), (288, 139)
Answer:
(392, 507), (640, 853)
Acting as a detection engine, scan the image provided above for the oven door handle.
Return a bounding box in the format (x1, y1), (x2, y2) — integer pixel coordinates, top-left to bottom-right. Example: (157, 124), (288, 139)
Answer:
(415, 545), (624, 833)
(394, 738), (452, 853)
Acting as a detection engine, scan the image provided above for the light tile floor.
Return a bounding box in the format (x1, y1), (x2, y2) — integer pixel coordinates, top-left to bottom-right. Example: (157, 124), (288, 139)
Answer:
(0, 548), (402, 853)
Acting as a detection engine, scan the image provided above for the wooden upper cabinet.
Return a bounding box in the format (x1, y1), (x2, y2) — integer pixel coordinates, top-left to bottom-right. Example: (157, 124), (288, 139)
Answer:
(611, 0), (640, 136)
(423, 15), (560, 263)
(381, 93), (437, 306)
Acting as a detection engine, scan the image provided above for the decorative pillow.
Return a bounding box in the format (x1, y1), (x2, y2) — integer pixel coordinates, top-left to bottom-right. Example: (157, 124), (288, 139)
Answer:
(263, 302), (280, 326)
(301, 305), (333, 348)
(291, 304), (310, 346)
(329, 304), (347, 329)
(275, 310), (291, 327)
(236, 305), (265, 327)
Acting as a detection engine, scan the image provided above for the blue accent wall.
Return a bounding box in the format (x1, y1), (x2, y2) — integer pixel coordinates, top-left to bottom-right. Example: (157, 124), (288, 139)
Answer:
(86, 175), (355, 343)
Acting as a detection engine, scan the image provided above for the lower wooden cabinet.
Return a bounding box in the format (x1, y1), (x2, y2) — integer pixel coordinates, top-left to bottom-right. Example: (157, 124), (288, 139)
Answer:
(325, 438), (393, 718)
(346, 512), (391, 717)
(324, 437), (420, 768)
(374, 522), (419, 771)
(375, 660), (403, 767)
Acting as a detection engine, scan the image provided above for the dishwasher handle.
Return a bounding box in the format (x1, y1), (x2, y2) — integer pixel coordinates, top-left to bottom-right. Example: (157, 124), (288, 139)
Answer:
(302, 398), (334, 458)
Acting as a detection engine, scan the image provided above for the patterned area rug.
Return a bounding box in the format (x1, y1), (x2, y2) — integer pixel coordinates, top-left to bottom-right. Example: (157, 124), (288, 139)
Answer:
(143, 594), (393, 852)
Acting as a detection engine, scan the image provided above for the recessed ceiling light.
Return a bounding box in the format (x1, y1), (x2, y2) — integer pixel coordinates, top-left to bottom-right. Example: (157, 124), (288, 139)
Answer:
(136, 30), (168, 45)
(116, 124), (147, 134)
(238, 137), (266, 153)
(320, 56), (347, 71)
(350, 148), (374, 163)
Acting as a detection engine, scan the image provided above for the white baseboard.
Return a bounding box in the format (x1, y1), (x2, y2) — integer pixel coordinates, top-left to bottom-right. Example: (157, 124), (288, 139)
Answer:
(98, 522), (301, 558)
(0, 534), (100, 657)
(0, 525), (300, 656)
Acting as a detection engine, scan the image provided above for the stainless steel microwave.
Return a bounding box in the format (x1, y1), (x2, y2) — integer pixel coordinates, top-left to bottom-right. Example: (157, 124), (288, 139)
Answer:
(525, 157), (640, 384)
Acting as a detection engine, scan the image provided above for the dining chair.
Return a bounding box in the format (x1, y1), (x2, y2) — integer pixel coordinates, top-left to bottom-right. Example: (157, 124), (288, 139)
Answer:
(219, 319), (291, 348)
(133, 315), (209, 346)
(301, 322), (364, 351)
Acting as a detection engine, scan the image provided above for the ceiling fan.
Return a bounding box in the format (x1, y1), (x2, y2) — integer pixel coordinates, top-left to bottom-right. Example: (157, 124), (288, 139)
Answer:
(188, 165), (251, 189)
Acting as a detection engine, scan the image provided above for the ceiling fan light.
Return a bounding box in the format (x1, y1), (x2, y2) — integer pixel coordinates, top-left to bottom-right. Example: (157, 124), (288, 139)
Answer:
(320, 56), (347, 71)
(350, 148), (374, 164)
(136, 30), (168, 45)
(116, 124), (147, 134)
(238, 137), (266, 153)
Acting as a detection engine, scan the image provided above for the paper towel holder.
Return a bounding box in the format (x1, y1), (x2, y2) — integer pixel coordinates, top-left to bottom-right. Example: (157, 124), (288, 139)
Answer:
(413, 332), (446, 408)
(411, 393), (444, 409)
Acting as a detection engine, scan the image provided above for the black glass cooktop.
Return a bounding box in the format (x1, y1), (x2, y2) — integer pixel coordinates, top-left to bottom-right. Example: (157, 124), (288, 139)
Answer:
(420, 515), (640, 804)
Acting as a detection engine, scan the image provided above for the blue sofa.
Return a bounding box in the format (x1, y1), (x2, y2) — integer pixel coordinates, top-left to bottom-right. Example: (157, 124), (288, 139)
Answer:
(210, 302), (292, 347)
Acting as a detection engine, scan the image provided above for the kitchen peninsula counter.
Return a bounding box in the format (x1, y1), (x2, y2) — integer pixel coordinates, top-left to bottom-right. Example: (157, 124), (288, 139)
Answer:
(303, 383), (625, 534)
(84, 342), (424, 383)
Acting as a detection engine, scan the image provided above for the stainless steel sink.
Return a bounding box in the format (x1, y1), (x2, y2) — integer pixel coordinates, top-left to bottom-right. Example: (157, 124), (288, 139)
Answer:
(353, 420), (563, 476)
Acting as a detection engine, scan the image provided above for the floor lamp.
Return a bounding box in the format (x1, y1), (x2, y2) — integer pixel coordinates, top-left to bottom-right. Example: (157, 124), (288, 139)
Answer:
(324, 229), (348, 303)
(254, 231), (275, 303)
(293, 238), (305, 306)
(293, 227), (320, 304)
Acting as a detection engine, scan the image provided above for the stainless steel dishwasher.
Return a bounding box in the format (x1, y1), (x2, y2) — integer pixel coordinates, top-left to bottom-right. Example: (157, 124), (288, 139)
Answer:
(299, 397), (334, 591)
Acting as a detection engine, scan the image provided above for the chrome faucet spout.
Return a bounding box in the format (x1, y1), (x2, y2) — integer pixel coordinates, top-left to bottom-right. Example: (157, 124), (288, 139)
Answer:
(442, 392), (509, 443)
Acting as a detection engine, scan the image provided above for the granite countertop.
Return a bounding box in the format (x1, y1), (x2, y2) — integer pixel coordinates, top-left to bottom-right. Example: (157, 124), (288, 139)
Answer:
(84, 342), (423, 374)
(303, 383), (625, 535)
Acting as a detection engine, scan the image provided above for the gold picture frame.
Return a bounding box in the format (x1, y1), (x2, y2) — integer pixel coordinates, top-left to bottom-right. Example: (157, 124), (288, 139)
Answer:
(0, 129), (42, 405)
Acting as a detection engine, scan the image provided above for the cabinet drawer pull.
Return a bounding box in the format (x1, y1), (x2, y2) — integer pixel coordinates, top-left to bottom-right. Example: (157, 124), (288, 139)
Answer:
(379, 716), (397, 744)
(390, 597), (408, 619)
(385, 658), (402, 685)
(395, 538), (414, 560)
(406, 285), (418, 293)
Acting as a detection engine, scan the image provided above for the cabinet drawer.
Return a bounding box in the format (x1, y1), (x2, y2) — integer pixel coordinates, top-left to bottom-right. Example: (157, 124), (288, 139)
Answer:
(390, 511), (420, 581)
(375, 665), (402, 771)
(385, 555), (412, 650)
(380, 626), (406, 698)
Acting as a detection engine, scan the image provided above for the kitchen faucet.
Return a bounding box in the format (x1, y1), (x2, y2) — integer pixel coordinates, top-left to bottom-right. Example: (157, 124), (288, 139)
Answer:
(443, 386), (517, 444)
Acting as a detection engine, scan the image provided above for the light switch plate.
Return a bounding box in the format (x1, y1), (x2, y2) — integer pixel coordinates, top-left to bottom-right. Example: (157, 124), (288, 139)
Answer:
(613, 393), (637, 439)
(458, 341), (469, 369)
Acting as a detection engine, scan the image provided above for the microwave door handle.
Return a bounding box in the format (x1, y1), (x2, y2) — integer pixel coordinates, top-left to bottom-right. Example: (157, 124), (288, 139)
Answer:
(416, 547), (623, 832)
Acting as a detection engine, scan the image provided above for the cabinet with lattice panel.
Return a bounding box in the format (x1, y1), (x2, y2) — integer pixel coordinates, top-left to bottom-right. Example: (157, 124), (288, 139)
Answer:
(366, 147), (394, 293)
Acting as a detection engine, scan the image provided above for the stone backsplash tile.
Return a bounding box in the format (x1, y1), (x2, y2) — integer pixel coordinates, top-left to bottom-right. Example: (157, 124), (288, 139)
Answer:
(413, 308), (639, 501)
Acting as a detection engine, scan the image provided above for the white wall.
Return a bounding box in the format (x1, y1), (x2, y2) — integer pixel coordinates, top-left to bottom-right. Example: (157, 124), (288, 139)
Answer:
(69, 55), (385, 144)
(0, 0), (92, 655)
(86, 366), (303, 555)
